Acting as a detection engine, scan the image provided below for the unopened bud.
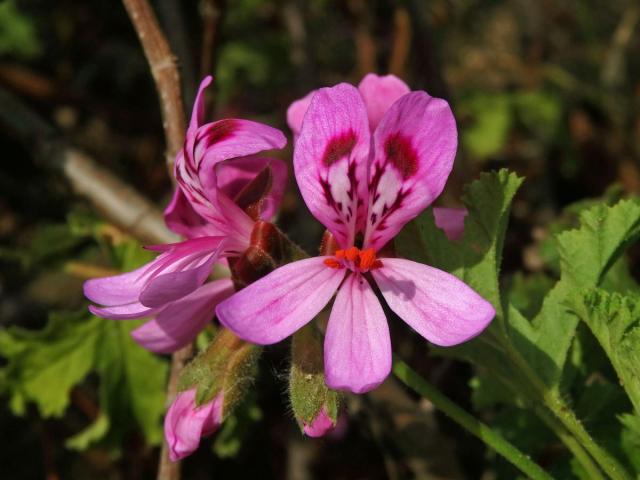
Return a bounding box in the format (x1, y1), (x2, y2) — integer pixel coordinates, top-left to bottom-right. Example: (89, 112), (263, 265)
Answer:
(289, 323), (340, 437)
(169, 328), (261, 460)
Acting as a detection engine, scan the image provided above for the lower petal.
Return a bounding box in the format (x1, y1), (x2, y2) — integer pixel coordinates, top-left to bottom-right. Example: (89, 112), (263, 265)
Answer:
(216, 257), (345, 345)
(324, 274), (391, 394)
(372, 258), (495, 347)
(89, 302), (157, 320)
(132, 279), (234, 353)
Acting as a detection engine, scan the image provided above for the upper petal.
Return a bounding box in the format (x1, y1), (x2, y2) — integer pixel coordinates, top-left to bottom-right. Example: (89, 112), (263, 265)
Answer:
(84, 260), (160, 307)
(132, 279), (234, 353)
(294, 83), (372, 249)
(189, 76), (212, 131)
(433, 207), (467, 241)
(216, 257), (345, 344)
(324, 273), (391, 393)
(372, 258), (494, 346)
(357, 73), (410, 132)
(165, 389), (223, 462)
(176, 118), (286, 239)
(364, 91), (457, 250)
(287, 90), (316, 139)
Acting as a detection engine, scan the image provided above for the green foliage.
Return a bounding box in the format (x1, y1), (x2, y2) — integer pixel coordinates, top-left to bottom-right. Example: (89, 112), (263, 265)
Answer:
(569, 289), (640, 414)
(0, 0), (41, 59)
(0, 218), (168, 451)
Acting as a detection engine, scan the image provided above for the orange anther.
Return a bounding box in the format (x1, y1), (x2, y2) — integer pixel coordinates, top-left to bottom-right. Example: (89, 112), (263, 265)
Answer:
(344, 246), (360, 262)
(323, 258), (343, 269)
(335, 249), (346, 260)
(358, 248), (377, 270)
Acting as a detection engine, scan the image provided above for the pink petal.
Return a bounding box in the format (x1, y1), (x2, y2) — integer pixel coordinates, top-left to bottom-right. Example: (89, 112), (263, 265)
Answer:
(138, 249), (219, 308)
(433, 207), (467, 241)
(132, 279), (234, 353)
(324, 273), (391, 393)
(294, 83), (371, 248)
(364, 91), (457, 251)
(164, 187), (218, 239)
(287, 90), (316, 138)
(303, 407), (336, 437)
(84, 260), (160, 307)
(165, 389), (223, 462)
(216, 257), (345, 344)
(189, 76), (213, 131)
(371, 258), (495, 347)
(357, 73), (410, 132)
(89, 301), (157, 320)
(216, 156), (288, 221)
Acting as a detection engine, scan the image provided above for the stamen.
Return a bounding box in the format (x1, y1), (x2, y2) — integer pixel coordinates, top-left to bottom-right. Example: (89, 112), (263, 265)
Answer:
(323, 258), (343, 269)
(344, 247), (360, 262)
(358, 248), (377, 270)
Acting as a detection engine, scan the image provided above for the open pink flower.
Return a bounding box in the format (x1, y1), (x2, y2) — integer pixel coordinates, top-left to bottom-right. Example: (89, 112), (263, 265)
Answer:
(217, 76), (494, 393)
(85, 76), (287, 353)
(165, 389), (223, 461)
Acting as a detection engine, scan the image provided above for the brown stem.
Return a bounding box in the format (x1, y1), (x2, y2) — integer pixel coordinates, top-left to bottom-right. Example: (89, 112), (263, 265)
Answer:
(120, 3), (195, 479)
(200, 0), (224, 79)
(122, 0), (186, 173)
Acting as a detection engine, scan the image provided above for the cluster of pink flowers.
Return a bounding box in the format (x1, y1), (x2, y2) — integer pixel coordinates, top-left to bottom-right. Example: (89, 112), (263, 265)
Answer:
(85, 73), (494, 461)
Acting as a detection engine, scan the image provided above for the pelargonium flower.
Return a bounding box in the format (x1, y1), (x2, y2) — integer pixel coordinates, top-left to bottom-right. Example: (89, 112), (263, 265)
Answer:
(165, 389), (223, 461)
(84, 76), (287, 353)
(217, 75), (494, 393)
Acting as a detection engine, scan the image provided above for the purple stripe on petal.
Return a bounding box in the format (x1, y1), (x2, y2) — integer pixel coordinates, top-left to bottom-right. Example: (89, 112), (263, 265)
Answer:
(372, 258), (494, 347)
(216, 257), (345, 345)
(324, 273), (391, 394)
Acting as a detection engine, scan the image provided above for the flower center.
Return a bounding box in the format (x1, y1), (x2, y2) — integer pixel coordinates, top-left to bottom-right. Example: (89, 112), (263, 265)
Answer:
(323, 247), (383, 272)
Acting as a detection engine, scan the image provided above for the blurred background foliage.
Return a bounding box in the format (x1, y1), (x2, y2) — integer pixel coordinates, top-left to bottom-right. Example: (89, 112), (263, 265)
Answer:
(0, 0), (639, 479)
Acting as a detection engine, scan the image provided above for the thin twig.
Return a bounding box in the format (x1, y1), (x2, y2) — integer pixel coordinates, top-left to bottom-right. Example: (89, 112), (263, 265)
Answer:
(122, 0), (186, 173)
(120, 2), (195, 479)
(200, 0), (223, 79)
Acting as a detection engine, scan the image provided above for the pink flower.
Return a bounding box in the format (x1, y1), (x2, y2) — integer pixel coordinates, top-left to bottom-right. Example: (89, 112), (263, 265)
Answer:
(165, 389), (223, 461)
(303, 407), (336, 438)
(85, 76), (287, 353)
(217, 75), (494, 393)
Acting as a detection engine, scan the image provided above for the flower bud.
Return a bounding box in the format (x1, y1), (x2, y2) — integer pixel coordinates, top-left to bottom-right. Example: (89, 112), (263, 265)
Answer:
(165, 389), (223, 461)
(168, 328), (261, 460)
(289, 323), (340, 437)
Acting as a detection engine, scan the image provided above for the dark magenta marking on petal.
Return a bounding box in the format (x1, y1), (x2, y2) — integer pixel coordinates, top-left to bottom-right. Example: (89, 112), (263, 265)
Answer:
(384, 132), (418, 179)
(322, 130), (357, 166)
(203, 119), (238, 146)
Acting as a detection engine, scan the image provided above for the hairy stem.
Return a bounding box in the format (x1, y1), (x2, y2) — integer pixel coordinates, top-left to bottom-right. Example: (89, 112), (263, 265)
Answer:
(392, 357), (552, 480)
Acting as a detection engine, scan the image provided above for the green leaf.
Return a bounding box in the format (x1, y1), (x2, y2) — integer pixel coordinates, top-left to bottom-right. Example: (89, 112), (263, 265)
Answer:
(526, 199), (640, 387)
(568, 289), (640, 414)
(0, 312), (102, 417)
(397, 169), (523, 316)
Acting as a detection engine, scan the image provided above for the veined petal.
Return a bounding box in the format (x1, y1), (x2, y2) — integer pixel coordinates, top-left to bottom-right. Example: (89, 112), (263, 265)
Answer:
(165, 389), (223, 462)
(324, 273), (391, 394)
(89, 301), (157, 320)
(164, 187), (220, 239)
(139, 237), (224, 308)
(132, 279), (234, 353)
(216, 257), (345, 344)
(357, 73), (410, 132)
(433, 207), (467, 241)
(189, 76), (212, 131)
(364, 91), (457, 250)
(216, 156), (288, 221)
(372, 258), (494, 347)
(84, 260), (160, 307)
(294, 83), (371, 249)
(176, 118), (286, 237)
(287, 90), (316, 139)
